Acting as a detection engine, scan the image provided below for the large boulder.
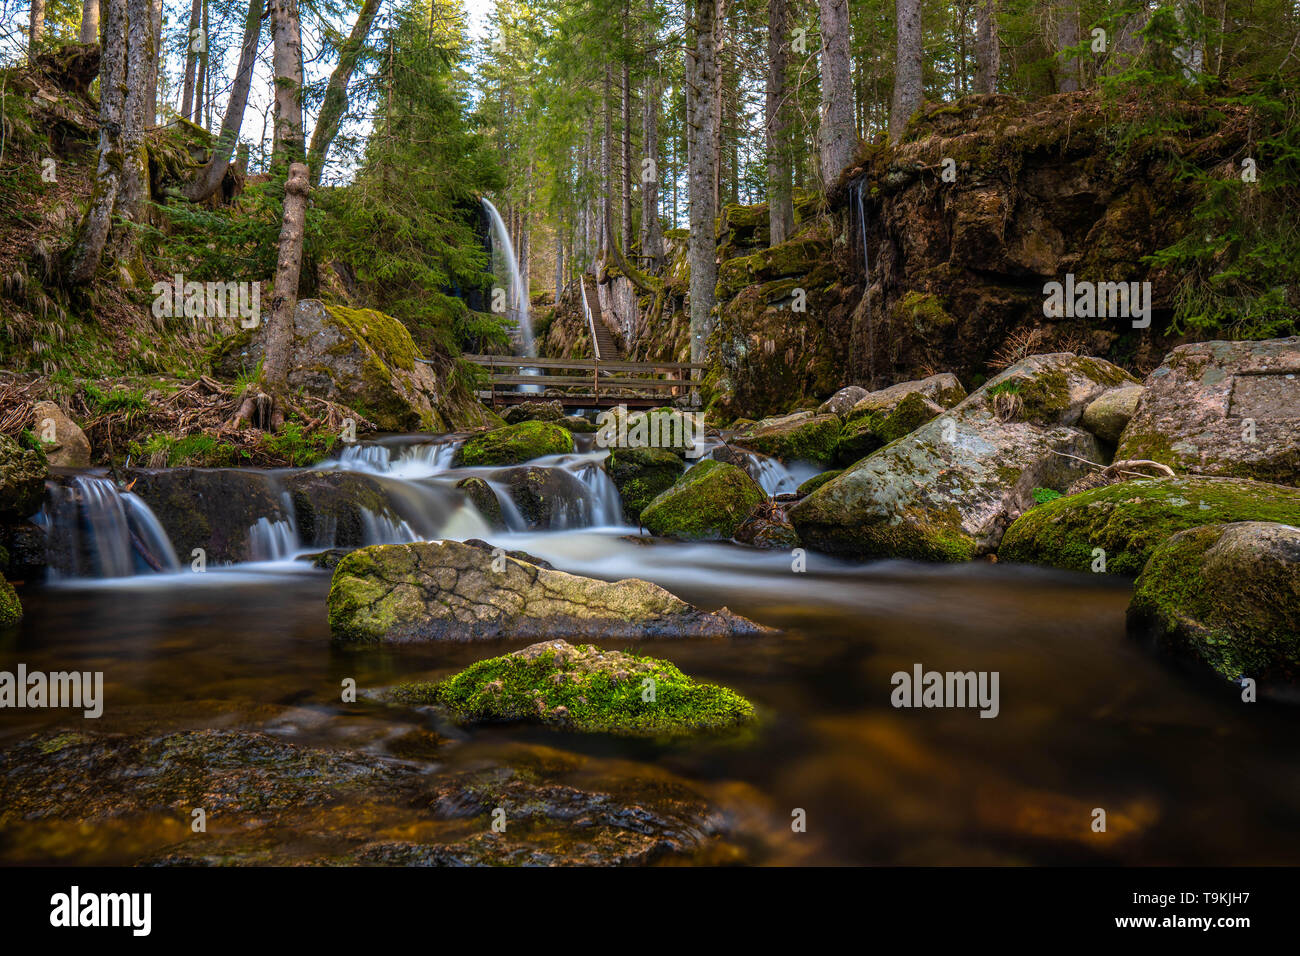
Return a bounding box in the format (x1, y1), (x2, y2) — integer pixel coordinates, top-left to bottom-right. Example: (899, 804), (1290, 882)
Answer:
(1116, 337), (1300, 486)
(280, 470), (406, 548)
(453, 420), (574, 466)
(817, 385), (868, 417)
(211, 299), (500, 432)
(604, 445), (685, 520)
(640, 459), (768, 540)
(733, 412), (841, 466)
(833, 391), (945, 466)
(0, 435), (47, 521)
(390, 640), (756, 737)
(490, 464), (590, 529)
(788, 354), (1131, 561)
(1081, 385), (1144, 444)
(327, 539), (768, 643)
(129, 468), (287, 564)
(845, 372), (967, 420)
(31, 401), (91, 468)
(998, 475), (1300, 575)
(1128, 522), (1300, 689)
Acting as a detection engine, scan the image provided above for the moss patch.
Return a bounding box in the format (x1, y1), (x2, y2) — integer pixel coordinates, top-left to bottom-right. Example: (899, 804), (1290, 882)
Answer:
(453, 421), (575, 467)
(998, 476), (1300, 575)
(391, 640), (755, 738)
(0, 575), (21, 627)
(641, 459), (768, 540)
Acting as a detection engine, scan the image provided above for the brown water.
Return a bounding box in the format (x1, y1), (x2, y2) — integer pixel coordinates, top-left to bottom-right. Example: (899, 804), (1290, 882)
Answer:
(2, 531), (1298, 865)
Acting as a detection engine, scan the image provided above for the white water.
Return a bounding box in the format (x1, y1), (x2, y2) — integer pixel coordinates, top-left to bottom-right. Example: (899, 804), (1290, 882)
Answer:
(38, 476), (181, 578)
(481, 197), (536, 360)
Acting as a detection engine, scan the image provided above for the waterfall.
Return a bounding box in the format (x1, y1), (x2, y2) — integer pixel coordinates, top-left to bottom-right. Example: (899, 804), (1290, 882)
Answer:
(481, 197), (535, 358)
(39, 476), (181, 578)
(855, 178), (875, 386)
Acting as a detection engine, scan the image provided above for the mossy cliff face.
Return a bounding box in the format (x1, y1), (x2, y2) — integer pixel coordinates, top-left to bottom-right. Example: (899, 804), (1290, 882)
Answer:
(211, 299), (500, 432)
(391, 640), (756, 737)
(640, 459), (767, 541)
(1128, 522), (1300, 689)
(999, 476), (1300, 575)
(789, 354), (1122, 561)
(453, 420), (574, 467)
(327, 539), (769, 643)
(1115, 337), (1300, 486)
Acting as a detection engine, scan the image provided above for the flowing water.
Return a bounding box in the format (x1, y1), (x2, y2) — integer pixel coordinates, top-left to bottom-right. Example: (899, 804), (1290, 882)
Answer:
(3, 433), (1299, 865)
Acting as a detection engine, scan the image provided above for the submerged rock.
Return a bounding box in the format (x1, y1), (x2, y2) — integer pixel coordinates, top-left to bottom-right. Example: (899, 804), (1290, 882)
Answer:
(490, 464), (589, 528)
(734, 412), (840, 466)
(998, 476), (1300, 575)
(641, 459), (768, 541)
(1116, 337), (1300, 486)
(453, 420), (574, 467)
(32, 401), (91, 468)
(789, 354), (1127, 561)
(1081, 385), (1144, 444)
(391, 640), (756, 737)
(1128, 522), (1300, 688)
(327, 539), (768, 643)
(0, 434), (47, 521)
(282, 470), (406, 548)
(604, 445), (684, 520)
(455, 476), (504, 529)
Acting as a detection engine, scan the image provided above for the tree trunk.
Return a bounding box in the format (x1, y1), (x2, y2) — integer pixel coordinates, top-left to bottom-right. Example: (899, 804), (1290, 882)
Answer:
(307, 0), (382, 186)
(198, 0), (210, 127)
(974, 0), (999, 94)
(817, 0), (856, 185)
(600, 63), (613, 259)
(891, 0), (923, 142)
(270, 0), (305, 165)
(640, 0), (665, 271)
(80, 0), (100, 44)
(109, 0), (154, 263)
(28, 0), (46, 63)
(251, 161), (310, 428)
(686, 0), (721, 366)
(181, 0), (201, 120)
(766, 0), (794, 246)
(1057, 0), (1079, 92)
(147, 0), (161, 124)
(63, 0), (127, 284)
(185, 0), (264, 202)
(621, 53), (633, 255)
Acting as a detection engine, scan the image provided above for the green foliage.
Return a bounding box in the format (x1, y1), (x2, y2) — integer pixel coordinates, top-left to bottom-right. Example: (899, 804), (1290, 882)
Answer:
(259, 421), (338, 467)
(1032, 487), (1063, 505)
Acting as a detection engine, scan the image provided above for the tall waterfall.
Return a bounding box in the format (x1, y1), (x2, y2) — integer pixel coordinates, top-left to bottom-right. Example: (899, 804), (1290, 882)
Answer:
(481, 197), (535, 357)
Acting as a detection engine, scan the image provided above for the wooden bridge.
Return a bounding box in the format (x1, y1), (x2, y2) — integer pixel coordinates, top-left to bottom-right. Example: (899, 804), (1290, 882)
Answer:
(462, 354), (705, 410)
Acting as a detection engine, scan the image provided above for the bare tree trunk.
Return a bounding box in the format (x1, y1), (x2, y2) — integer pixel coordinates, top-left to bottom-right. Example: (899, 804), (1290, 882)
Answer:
(28, 0), (46, 63)
(891, 0), (923, 142)
(640, 0), (665, 271)
(186, 0), (264, 202)
(64, 0), (127, 284)
(974, 0), (999, 94)
(766, 0), (794, 246)
(147, 0), (161, 124)
(687, 0), (721, 366)
(248, 161), (310, 429)
(307, 0), (382, 185)
(198, 0), (210, 128)
(1057, 0), (1079, 92)
(818, 0), (856, 184)
(109, 0), (154, 264)
(270, 0), (305, 164)
(80, 0), (100, 44)
(600, 63), (613, 259)
(621, 52), (633, 255)
(181, 0), (201, 120)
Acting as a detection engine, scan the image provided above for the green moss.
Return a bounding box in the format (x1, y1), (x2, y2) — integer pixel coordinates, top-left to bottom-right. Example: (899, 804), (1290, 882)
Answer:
(641, 459), (767, 540)
(797, 469), (843, 495)
(453, 421), (575, 467)
(890, 291), (955, 330)
(998, 476), (1300, 575)
(876, 392), (940, 443)
(605, 445), (684, 519)
(742, 414), (842, 466)
(0, 575), (21, 627)
(324, 304), (419, 372)
(392, 642), (755, 738)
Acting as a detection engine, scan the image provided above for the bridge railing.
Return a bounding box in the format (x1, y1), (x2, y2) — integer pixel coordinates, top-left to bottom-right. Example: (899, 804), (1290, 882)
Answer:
(461, 354), (707, 408)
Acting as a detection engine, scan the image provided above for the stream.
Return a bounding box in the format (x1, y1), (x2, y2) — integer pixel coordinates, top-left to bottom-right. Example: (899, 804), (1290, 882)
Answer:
(2, 431), (1298, 865)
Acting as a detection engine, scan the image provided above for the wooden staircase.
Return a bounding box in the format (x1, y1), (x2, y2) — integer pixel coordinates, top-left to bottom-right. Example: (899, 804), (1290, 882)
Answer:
(580, 275), (624, 361)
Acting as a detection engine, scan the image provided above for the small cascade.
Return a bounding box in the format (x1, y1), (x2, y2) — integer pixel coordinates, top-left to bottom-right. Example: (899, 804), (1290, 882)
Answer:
(39, 476), (181, 578)
(360, 508), (419, 545)
(327, 439), (463, 479)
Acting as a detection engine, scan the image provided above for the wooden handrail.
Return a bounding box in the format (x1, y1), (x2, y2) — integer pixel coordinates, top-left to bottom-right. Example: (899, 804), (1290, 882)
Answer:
(462, 354), (706, 372)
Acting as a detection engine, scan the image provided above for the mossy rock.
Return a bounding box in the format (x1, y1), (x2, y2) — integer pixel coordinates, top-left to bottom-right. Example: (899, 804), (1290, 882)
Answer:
(797, 469), (844, 496)
(736, 413), (841, 466)
(390, 640), (756, 737)
(453, 421), (575, 467)
(0, 575), (21, 627)
(456, 476), (504, 529)
(641, 459), (768, 541)
(0, 434), (48, 522)
(1128, 522), (1300, 687)
(998, 476), (1300, 575)
(605, 446), (685, 520)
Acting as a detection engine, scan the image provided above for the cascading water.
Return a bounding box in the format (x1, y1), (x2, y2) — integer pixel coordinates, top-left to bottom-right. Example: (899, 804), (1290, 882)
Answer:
(481, 198), (541, 394)
(39, 476), (181, 578)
